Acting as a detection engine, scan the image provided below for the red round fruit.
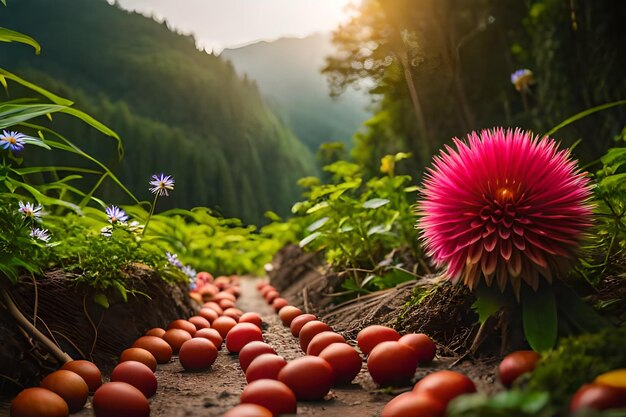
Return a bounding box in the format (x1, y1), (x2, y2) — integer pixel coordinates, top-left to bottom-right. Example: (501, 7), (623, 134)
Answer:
(290, 314), (317, 337)
(260, 286), (276, 297)
(278, 306), (302, 327)
(10, 387), (69, 417)
(413, 370), (476, 406)
(240, 379), (297, 417)
(60, 360), (102, 393)
(214, 291), (236, 302)
(306, 331), (346, 356)
(319, 343), (362, 385)
(264, 290), (280, 304)
(212, 316), (238, 338)
(92, 382), (150, 417)
(40, 370), (88, 413)
(144, 327), (166, 338)
(272, 298), (288, 312)
(162, 328), (193, 354)
(219, 299), (237, 310)
(498, 350), (540, 388)
(570, 383), (626, 411)
(199, 307), (219, 323)
(188, 315), (211, 330)
(246, 354), (288, 383)
(119, 348), (157, 372)
(239, 312), (263, 329)
(203, 302), (224, 315)
(256, 281), (269, 291)
(398, 333), (437, 364)
(381, 391), (445, 417)
(223, 307), (244, 321)
(357, 325), (401, 356)
(223, 403), (273, 417)
(167, 319), (197, 336)
(278, 356), (334, 401)
(367, 341), (418, 387)
(226, 323), (264, 353)
(132, 335), (173, 364)
(299, 321), (333, 352)
(111, 361), (157, 398)
(197, 271), (214, 283)
(239, 341), (277, 373)
(194, 328), (223, 350)
(179, 337), (218, 371)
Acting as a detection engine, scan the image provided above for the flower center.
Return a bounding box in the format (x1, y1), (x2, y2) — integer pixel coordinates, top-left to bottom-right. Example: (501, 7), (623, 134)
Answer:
(495, 186), (515, 204)
(3, 136), (17, 144)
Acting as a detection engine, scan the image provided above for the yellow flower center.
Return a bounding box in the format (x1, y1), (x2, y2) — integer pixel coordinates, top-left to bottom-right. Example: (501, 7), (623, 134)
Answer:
(495, 187), (515, 204)
(4, 136), (17, 144)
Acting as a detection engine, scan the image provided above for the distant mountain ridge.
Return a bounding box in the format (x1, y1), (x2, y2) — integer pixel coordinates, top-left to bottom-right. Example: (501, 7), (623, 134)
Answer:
(0, 0), (317, 224)
(222, 33), (371, 152)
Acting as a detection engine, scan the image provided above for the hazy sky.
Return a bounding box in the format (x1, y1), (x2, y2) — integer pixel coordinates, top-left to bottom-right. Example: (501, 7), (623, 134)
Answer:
(112, 0), (357, 53)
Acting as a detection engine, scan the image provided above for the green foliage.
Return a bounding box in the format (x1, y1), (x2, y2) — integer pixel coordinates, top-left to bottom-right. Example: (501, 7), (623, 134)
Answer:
(528, 326), (626, 408)
(293, 153), (423, 293)
(448, 390), (552, 417)
(0, 0), (317, 224)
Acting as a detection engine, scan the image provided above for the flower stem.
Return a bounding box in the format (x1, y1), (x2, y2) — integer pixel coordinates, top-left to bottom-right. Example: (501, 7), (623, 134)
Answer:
(142, 194), (159, 236)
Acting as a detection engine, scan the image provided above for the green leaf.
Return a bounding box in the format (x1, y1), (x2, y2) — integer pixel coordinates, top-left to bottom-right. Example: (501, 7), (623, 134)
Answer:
(306, 201), (329, 214)
(0, 69), (73, 105)
(299, 231), (321, 248)
(546, 99), (626, 136)
(362, 198), (390, 209)
(0, 103), (67, 129)
(472, 291), (503, 325)
(553, 280), (612, 333)
(307, 216), (329, 232)
(93, 293), (110, 309)
(522, 285), (557, 352)
(0, 27), (41, 54)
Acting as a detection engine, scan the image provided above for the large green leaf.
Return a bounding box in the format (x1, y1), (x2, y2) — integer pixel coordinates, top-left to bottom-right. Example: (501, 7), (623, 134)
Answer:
(362, 198), (390, 209)
(0, 69), (73, 106)
(0, 103), (67, 129)
(522, 285), (557, 352)
(0, 27), (40, 54)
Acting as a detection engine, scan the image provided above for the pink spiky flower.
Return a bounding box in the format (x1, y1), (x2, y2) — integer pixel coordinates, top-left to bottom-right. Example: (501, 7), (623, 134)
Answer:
(417, 128), (593, 296)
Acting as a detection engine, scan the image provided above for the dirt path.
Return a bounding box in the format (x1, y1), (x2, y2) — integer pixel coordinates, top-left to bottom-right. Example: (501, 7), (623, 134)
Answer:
(1, 276), (496, 416)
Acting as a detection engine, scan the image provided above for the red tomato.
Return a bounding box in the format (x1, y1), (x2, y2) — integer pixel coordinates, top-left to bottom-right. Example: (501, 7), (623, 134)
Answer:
(188, 315), (211, 330)
(199, 307), (219, 323)
(357, 325), (401, 356)
(498, 350), (540, 388)
(240, 379), (297, 417)
(290, 314), (317, 337)
(144, 327), (166, 338)
(40, 370), (89, 413)
(203, 301), (224, 315)
(239, 312), (263, 329)
(179, 337), (218, 371)
(398, 333), (437, 364)
(162, 328), (193, 354)
(278, 356), (334, 401)
(413, 370), (476, 406)
(246, 354), (288, 383)
(381, 391), (445, 417)
(132, 335), (173, 364)
(196, 271), (214, 283)
(167, 319), (197, 337)
(224, 286), (241, 298)
(239, 341), (277, 373)
(194, 328), (223, 350)
(219, 299), (237, 310)
(226, 323), (264, 353)
(110, 361), (157, 398)
(272, 298), (289, 312)
(10, 387), (69, 417)
(319, 343), (362, 385)
(212, 316), (239, 338)
(119, 348), (157, 372)
(223, 403), (273, 417)
(256, 281), (269, 291)
(306, 331), (346, 356)
(264, 290), (280, 304)
(214, 291), (236, 302)
(570, 383), (626, 411)
(298, 321), (333, 352)
(367, 341), (418, 387)
(278, 306), (302, 327)
(92, 382), (150, 417)
(60, 360), (102, 393)
(223, 307), (244, 321)
(260, 286), (276, 297)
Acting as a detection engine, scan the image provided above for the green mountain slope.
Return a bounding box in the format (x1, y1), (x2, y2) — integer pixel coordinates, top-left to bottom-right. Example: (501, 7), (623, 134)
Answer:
(222, 33), (371, 151)
(0, 0), (316, 224)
